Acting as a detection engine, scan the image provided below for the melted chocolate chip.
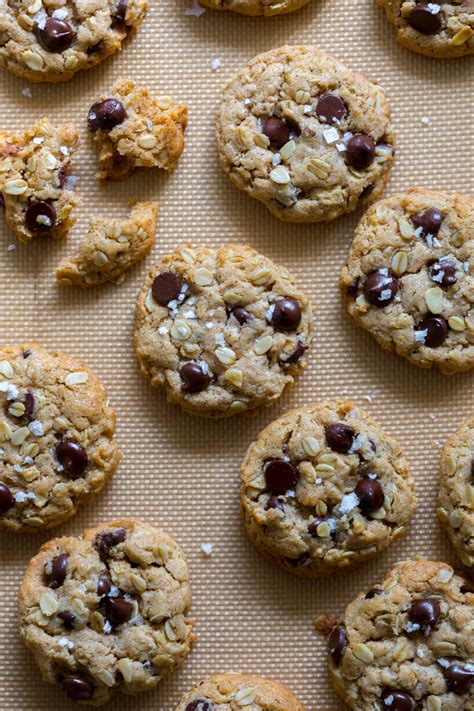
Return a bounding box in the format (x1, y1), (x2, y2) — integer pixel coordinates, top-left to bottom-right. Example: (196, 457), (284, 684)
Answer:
(282, 340), (308, 365)
(359, 183), (375, 200)
(262, 117), (291, 149)
(151, 272), (182, 305)
(355, 477), (384, 514)
(381, 689), (414, 711)
(231, 306), (252, 325)
(316, 93), (346, 124)
(104, 595), (133, 626)
(0, 483), (15, 514)
(97, 528), (126, 555)
(365, 587), (383, 599)
(185, 701), (214, 711)
(346, 134), (375, 170)
(114, 0), (128, 23)
(87, 99), (127, 132)
(55, 439), (88, 476)
(363, 270), (398, 307)
(46, 553), (68, 588)
(25, 201), (56, 232)
(408, 2), (443, 34)
(416, 316), (448, 348)
(271, 298), (302, 332)
(429, 260), (457, 288)
(325, 423), (355, 453)
(264, 459), (298, 494)
(411, 207), (444, 236)
(408, 598), (440, 632)
(58, 610), (76, 629)
(265, 495), (285, 512)
(444, 664), (474, 695)
(23, 391), (35, 419)
(62, 677), (94, 701)
(328, 625), (347, 666)
(180, 363), (212, 393)
(36, 17), (75, 52)
(307, 517), (327, 537)
(97, 575), (111, 597)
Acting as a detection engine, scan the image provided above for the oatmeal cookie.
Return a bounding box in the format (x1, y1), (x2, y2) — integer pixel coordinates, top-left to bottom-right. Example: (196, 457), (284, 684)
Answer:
(87, 79), (187, 180)
(376, 1), (474, 59)
(216, 45), (395, 223)
(56, 201), (158, 287)
(327, 558), (474, 709)
(0, 0), (148, 83)
(134, 244), (314, 418)
(19, 519), (194, 705)
(438, 415), (474, 572)
(200, 0), (308, 17)
(0, 343), (120, 533)
(240, 401), (416, 578)
(0, 117), (79, 243)
(340, 188), (474, 374)
(175, 673), (305, 710)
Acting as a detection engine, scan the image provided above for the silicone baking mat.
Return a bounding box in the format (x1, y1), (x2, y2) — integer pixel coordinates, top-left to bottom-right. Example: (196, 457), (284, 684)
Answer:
(0, 0), (473, 708)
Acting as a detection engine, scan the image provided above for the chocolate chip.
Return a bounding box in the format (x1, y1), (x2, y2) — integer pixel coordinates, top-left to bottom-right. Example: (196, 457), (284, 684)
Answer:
(363, 269), (398, 307)
(23, 391), (35, 419)
(231, 306), (252, 325)
(411, 207), (444, 236)
(381, 689), (414, 711)
(97, 528), (126, 555)
(151, 272), (181, 305)
(262, 117), (291, 149)
(22, 349), (31, 359)
(429, 259), (457, 288)
(114, 0), (128, 22)
(316, 93), (346, 124)
(444, 664), (474, 695)
(180, 363), (213, 393)
(264, 459), (298, 494)
(416, 316), (448, 348)
(36, 17), (75, 52)
(266, 495), (285, 512)
(408, 598), (440, 632)
(97, 575), (111, 597)
(25, 201), (56, 232)
(0, 483), (15, 514)
(46, 553), (68, 588)
(87, 99), (126, 132)
(185, 701), (214, 711)
(355, 477), (384, 514)
(408, 2), (443, 34)
(55, 439), (88, 477)
(346, 134), (375, 170)
(307, 517), (327, 537)
(365, 587), (383, 599)
(325, 423), (355, 453)
(327, 625), (347, 666)
(58, 610), (76, 629)
(104, 596), (133, 626)
(359, 183), (375, 200)
(282, 340), (308, 365)
(271, 298), (302, 331)
(62, 677), (94, 701)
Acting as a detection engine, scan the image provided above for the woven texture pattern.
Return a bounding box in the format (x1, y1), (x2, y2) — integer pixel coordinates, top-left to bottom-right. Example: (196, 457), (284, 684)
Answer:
(0, 0), (472, 708)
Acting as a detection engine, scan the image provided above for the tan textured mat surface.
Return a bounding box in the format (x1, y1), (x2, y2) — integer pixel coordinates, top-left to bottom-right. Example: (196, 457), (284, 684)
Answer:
(0, 0), (473, 708)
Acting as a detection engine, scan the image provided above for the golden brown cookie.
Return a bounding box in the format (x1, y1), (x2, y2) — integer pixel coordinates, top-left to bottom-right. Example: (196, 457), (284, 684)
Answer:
(200, 0), (308, 16)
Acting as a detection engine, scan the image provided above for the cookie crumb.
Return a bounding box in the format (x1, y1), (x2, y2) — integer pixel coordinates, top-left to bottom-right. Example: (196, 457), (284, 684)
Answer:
(314, 612), (337, 636)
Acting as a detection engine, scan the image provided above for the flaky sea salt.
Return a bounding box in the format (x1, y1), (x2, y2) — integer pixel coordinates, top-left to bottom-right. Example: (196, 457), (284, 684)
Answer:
(200, 543), (213, 556)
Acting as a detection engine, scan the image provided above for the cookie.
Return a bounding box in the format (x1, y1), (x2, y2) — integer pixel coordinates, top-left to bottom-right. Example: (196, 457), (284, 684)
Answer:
(175, 673), (305, 710)
(0, 343), (120, 533)
(438, 415), (474, 572)
(327, 558), (474, 709)
(340, 188), (474, 374)
(216, 45), (395, 223)
(19, 518), (194, 705)
(56, 201), (158, 287)
(240, 401), (415, 578)
(0, 0), (148, 83)
(134, 244), (314, 418)
(199, 0), (308, 17)
(0, 118), (79, 243)
(376, 1), (474, 59)
(87, 79), (187, 180)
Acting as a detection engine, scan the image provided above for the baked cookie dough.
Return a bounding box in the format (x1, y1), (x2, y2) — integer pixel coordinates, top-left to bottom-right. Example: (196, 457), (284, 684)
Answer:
(376, 1), (474, 59)
(19, 519), (193, 705)
(327, 559), (474, 709)
(0, 0), (148, 83)
(56, 201), (158, 287)
(0, 118), (79, 243)
(88, 80), (187, 180)
(240, 401), (415, 578)
(438, 415), (474, 572)
(0, 343), (120, 533)
(134, 244), (314, 418)
(175, 673), (305, 710)
(340, 188), (474, 374)
(199, 0), (308, 17)
(216, 45), (395, 223)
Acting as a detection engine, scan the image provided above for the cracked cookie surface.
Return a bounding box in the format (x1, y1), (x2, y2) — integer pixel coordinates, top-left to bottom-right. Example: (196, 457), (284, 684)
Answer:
(216, 45), (395, 223)
(0, 117), (79, 243)
(327, 559), (474, 710)
(240, 401), (416, 578)
(376, 1), (474, 58)
(0, 343), (120, 533)
(438, 415), (474, 573)
(200, 0), (308, 17)
(340, 189), (474, 374)
(134, 244), (314, 418)
(88, 79), (187, 180)
(175, 673), (305, 710)
(56, 201), (158, 287)
(19, 519), (193, 705)
(0, 0), (148, 82)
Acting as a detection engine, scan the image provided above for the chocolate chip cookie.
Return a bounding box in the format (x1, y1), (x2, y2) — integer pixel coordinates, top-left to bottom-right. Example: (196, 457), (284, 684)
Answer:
(376, 1), (474, 58)
(0, 118), (79, 243)
(216, 45), (395, 223)
(56, 201), (158, 287)
(134, 244), (314, 418)
(200, 0), (308, 16)
(0, 0), (148, 82)
(19, 519), (193, 705)
(438, 415), (474, 572)
(327, 558), (474, 709)
(175, 673), (305, 710)
(0, 343), (120, 533)
(240, 400), (416, 578)
(88, 79), (187, 180)
(340, 188), (474, 374)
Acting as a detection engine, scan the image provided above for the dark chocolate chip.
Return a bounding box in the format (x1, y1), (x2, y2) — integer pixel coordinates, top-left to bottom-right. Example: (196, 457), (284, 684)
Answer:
(25, 201), (56, 232)
(359, 183), (375, 200)
(363, 269), (398, 307)
(307, 517), (328, 537)
(262, 117), (291, 149)
(328, 625), (347, 666)
(104, 595), (133, 626)
(444, 664), (474, 695)
(114, 0), (128, 22)
(46, 553), (68, 588)
(408, 2), (443, 34)
(0, 483), (15, 514)
(265, 495), (285, 512)
(411, 207), (444, 236)
(55, 439), (88, 476)
(185, 701), (214, 711)
(316, 93), (346, 124)
(231, 306), (252, 325)
(282, 340), (308, 365)
(264, 459), (298, 494)
(23, 391), (35, 419)
(87, 99), (126, 132)
(58, 610), (76, 629)
(325, 423), (355, 453)
(271, 298), (301, 332)
(346, 134), (375, 170)
(408, 598), (440, 632)
(97, 528), (126, 555)
(180, 363), (212, 393)
(381, 689), (415, 711)
(97, 575), (111, 597)
(36, 17), (75, 52)
(355, 477), (384, 514)
(151, 272), (181, 305)
(416, 316), (448, 348)
(365, 587), (383, 599)
(62, 677), (94, 701)
(429, 260), (457, 288)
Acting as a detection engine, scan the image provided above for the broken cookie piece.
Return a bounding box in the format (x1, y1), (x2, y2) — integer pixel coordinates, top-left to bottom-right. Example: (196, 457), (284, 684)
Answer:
(56, 201), (158, 287)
